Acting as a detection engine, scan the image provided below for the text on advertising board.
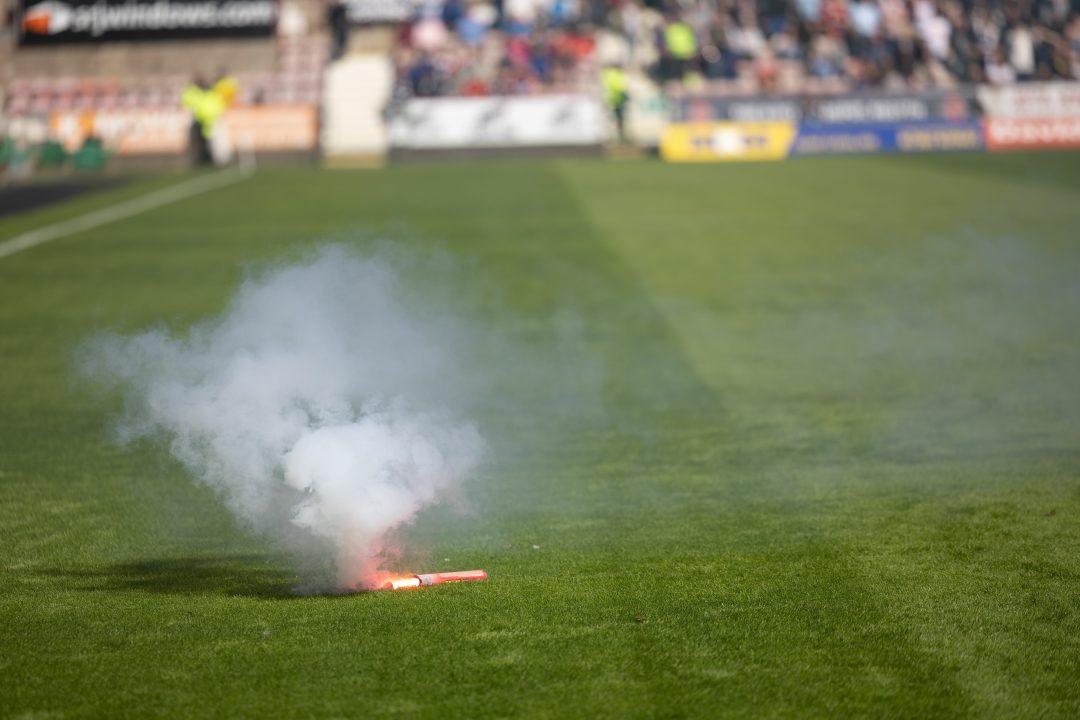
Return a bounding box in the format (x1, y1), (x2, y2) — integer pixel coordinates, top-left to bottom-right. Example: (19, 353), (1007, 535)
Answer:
(660, 122), (797, 162)
(20, 0), (276, 43)
(49, 105), (318, 155)
(791, 121), (984, 155)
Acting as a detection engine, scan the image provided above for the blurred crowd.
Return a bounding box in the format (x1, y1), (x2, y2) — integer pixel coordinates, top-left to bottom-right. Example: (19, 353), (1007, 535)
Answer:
(640, 0), (1080, 90)
(392, 0), (599, 97)
(392, 0), (1080, 97)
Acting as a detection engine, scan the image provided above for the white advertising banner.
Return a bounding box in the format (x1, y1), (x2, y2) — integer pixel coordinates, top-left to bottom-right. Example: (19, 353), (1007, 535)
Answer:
(344, 0), (418, 23)
(977, 82), (1080, 119)
(388, 95), (608, 149)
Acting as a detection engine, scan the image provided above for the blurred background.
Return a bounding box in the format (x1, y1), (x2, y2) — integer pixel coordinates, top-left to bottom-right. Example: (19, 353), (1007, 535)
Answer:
(0, 0), (1078, 174)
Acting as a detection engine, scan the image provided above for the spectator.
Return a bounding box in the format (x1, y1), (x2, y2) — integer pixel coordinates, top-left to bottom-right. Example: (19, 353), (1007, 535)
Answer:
(457, 3), (496, 46)
(182, 75), (221, 166)
(1008, 22), (1036, 79)
(793, 0), (821, 23)
(820, 0), (848, 37)
(1, 1), (13, 42)
(661, 14), (699, 83)
(985, 47), (1016, 84)
(971, 5), (1002, 57)
(1068, 16), (1080, 77)
(728, 10), (767, 60)
(850, 0), (882, 41)
(916, 4), (952, 62)
(328, 1), (349, 61)
(808, 32), (847, 77)
(601, 64), (630, 141)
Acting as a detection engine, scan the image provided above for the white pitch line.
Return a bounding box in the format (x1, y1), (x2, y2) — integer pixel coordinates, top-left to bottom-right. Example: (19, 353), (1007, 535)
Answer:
(0, 167), (253, 261)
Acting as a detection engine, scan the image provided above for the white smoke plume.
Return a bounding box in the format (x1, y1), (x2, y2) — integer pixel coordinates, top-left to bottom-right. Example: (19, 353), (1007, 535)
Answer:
(80, 245), (486, 592)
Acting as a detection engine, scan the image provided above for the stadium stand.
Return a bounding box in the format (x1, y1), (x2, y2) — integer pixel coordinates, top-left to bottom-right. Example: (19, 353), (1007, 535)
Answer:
(390, 0), (1080, 98)
(3, 38), (326, 116)
(1, 1), (327, 123)
(0, 1), (332, 173)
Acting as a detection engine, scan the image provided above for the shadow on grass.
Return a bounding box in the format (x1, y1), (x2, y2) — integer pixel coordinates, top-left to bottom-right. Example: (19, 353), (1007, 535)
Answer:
(43, 555), (307, 599)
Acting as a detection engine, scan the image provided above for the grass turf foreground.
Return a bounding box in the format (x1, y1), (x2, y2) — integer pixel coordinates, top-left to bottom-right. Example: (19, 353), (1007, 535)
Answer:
(1, 153), (1078, 719)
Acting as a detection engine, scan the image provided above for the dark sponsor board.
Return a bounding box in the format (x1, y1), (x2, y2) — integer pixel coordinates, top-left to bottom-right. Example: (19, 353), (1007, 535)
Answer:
(19, 0), (276, 43)
(804, 91), (975, 124)
(678, 96), (800, 123)
(791, 121), (984, 156)
(675, 90), (976, 125)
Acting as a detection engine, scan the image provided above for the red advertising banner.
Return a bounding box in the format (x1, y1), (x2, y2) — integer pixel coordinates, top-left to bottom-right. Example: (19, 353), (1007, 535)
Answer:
(983, 117), (1080, 150)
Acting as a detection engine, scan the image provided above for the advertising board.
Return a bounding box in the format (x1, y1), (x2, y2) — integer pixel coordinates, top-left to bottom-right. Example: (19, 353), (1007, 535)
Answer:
(227, 105), (319, 152)
(19, 0), (276, 44)
(49, 105), (318, 155)
(343, 0), (418, 24)
(660, 121), (797, 162)
(50, 108), (188, 154)
(676, 96), (800, 123)
(673, 90), (976, 125)
(983, 117), (1080, 150)
(804, 91), (975, 124)
(977, 83), (1080, 120)
(387, 95), (607, 149)
(791, 121), (984, 155)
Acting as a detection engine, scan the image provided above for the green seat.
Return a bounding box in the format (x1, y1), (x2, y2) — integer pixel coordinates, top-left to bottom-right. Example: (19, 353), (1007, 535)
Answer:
(38, 139), (68, 168)
(72, 137), (108, 172)
(0, 137), (16, 167)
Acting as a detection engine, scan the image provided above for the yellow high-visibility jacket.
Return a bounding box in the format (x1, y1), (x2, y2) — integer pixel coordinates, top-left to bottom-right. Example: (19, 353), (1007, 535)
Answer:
(182, 82), (231, 138)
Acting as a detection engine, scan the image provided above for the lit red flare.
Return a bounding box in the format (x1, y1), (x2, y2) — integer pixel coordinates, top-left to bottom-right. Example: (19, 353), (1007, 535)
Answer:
(381, 570), (488, 591)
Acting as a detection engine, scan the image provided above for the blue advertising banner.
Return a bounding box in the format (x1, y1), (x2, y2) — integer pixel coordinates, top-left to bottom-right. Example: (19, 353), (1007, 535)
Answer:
(791, 121), (984, 156)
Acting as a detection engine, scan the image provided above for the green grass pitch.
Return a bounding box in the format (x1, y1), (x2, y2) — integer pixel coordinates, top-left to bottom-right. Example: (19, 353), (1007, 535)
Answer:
(1, 153), (1078, 718)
